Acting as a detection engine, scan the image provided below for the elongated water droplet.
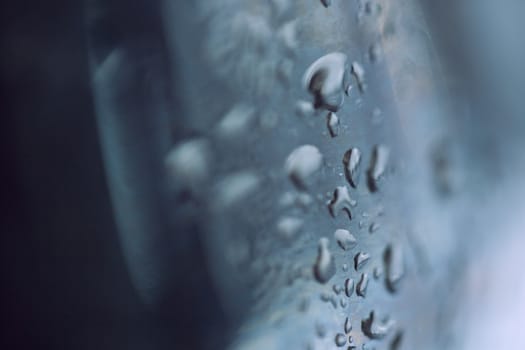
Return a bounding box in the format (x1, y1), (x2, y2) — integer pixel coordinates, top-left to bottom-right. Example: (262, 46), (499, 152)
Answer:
(340, 298), (347, 308)
(285, 145), (323, 188)
(390, 331), (403, 350)
(326, 112), (339, 137)
(344, 278), (354, 297)
(335, 333), (347, 347)
(367, 144), (390, 192)
(369, 222), (380, 233)
(344, 317), (352, 333)
(384, 243), (404, 292)
(334, 229), (357, 251)
(361, 311), (394, 339)
(356, 273), (369, 297)
(351, 61), (366, 92)
(216, 103), (256, 138)
(343, 147), (362, 188)
(354, 252), (371, 271)
(313, 237), (336, 284)
(276, 216), (303, 239)
(214, 171), (260, 208)
(303, 53), (347, 112)
(328, 186), (356, 219)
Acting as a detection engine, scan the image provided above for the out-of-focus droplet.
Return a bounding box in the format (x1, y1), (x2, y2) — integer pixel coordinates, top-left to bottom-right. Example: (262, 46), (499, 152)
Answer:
(343, 147), (362, 188)
(328, 185), (356, 219)
(369, 222), (380, 233)
(165, 138), (210, 192)
(344, 278), (354, 297)
(214, 171), (260, 208)
(361, 311), (394, 339)
(342, 263), (349, 272)
(373, 266), (383, 279)
(356, 273), (369, 297)
(334, 229), (357, 251)
(327, 112), (339, 137)
(216, 103), (256, 138)
(313, 237), (336, 284)
(384, 243), (404, 292)
(390, 331), (403, 350)
(335, 333), (347, 347)
(369, 42), (382, 63)
(316, 321), (327, 338)
(351, 61), (366, 92)
(295, 100), (316, 117)
(367, 144), (390, 192)
(276, 216), (303, 239)
(285, 145), (323, 188)
(340, 298), (347, 308)
(344, 317), (352, 333)
(354, 252), (371, 271)
(303, 52), (347, 112)
(277, 20), (298, 52)
(320, 0), (332, 8)
(320, 291), (337, 308)
(333, 284), (343, 295)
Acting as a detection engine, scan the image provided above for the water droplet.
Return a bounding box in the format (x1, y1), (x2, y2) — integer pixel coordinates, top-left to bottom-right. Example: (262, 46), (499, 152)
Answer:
(328, 186), (356, 220)
(367, 144), (390, 192)
(316, 321), (327, 338)
(295, 100), (316, 117)
(320, 291), (337, 308)
(361, 311), (394, 340)
(165, 138), (210, 192)
(390, 331), (403, 350)
(369, 222), (380, 233)
(313, 237), (336, 284)
(326, 112), (339, 137)
(277, 20), (298, 52)
(369, 42), (382, 63)
(335, 333), (347, 347)
(344, 317), (352, 333)
(333, 284), (343, 295)
(285, 145), (323, 188)
(344, 278), (354, 297)
(351, 61), (366, 93)
(356, 273), (369, 297)
(343, 147), (362, 188)
(334, 229), (357, 251)
(373, 266), (383, 279)
(371, 107), (383, 125)
(303, 52), (347, 112)
(354, 252), (371, 271)
(342, 263), (349, 272)
(214, 171), (260, 208)
(384, 243), (404, 293)
(340, 298), (348, 308)
(276, 216), (303, 239)
(216, 103), (256, 138)
(320, 0), (332, 8)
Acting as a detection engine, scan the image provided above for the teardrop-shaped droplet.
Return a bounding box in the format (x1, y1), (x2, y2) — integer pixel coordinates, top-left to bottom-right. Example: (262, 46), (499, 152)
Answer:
(351, 61), (366, 92)
(384, 243), (404, 293)
(344, 278), (354, 297)
(344, 317), (352, 333)
(361, 311), (394, 339)
(327, 112), (339, 137)
(343, 147), (362, 188)
(328, 186), (356, 220)
(367, 144), (390, 192)
(354, 252), (371, 271)
(356, 273), (369, 297)
(313, 237), (336, 284)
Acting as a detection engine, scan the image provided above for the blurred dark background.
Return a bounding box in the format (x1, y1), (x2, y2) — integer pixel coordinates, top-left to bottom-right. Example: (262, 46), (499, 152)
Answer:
(0, 1), (172, 348)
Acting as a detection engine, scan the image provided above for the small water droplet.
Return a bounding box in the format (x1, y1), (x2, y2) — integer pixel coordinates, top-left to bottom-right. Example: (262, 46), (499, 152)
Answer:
(165, 138), (210, 192)
(216, 103), (256, 138)
(373, 266), (383, 279)
(316, 321), (327, 338)
(361, 311), (394, 340)
(285, 145), (323, 188)
(328, 186), (356, 220)
(351, 61), (366, 93)
(334, 229), (357, 251)
(276, 216), (303, 239)
(344, 317), (352, 333)
(335, 333), (347, 347)
(320, 0), (332, 8)
(340, 298), (348, 308)
(344, 278), (354, 297)
(369, 42), (382, 63)
(214, 171), (260, 208)
(303, 53), (347, 112)
(277, 20), (298, 52)
(295, 100), (316, 117)
(343, 147), (362, 188)
(369, 222), (380, 233)
(313, 237), (336, 284)
(333, 284), (343, 295)
(367, 144), (390, 192)
(342, 263), (349, 272)
(354, 252), (371, 271)
(384, 243), (404, 293)
(320, 291), (337, 308)
(356, 273), (369, 297)
(326, 112), (339, 137)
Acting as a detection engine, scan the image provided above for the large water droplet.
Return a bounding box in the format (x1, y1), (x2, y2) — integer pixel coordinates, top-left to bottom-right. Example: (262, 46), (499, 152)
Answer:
(335, 333), (347, 347)
(354, 252), (371, 271)
(216, 103), (256, 138)
(343, 147), (362, 188)
(328, 186), (356, 220)
(384, 243), (404, 293)
(367, 144), (390, 192)
(334, 229), (357, 251)
(344, 278), (354, 297)
(285, 145), (323, 188)
(361, 311), (394, 340)
(165, 138), (210, 192)
(326, 112), (339, 137)
(303, 53), (347, 112)
(356, 273), (369, 297)
(313, 237), (336, 284)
